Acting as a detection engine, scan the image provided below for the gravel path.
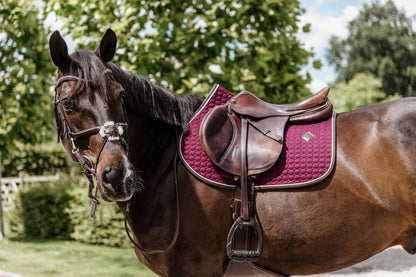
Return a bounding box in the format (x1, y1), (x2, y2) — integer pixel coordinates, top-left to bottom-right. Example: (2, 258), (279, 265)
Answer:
(300, 246), (416, 276)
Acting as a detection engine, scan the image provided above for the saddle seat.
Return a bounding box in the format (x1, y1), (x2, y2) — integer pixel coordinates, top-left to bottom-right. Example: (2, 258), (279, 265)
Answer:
(230, 87), (331, 123)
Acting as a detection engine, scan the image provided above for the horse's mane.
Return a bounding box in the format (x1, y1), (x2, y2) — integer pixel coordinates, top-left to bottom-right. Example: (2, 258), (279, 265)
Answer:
(106, 63), (202, 132)
(67, 50), (202, 132)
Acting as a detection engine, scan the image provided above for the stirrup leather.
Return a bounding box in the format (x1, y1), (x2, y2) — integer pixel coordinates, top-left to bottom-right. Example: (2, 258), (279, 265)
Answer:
(226, 117), (263, 262)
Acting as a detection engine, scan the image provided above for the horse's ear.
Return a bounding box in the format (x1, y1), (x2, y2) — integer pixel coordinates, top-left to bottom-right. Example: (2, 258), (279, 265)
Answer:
(49, 30), (71, 69)
(95, 28), (117, 63)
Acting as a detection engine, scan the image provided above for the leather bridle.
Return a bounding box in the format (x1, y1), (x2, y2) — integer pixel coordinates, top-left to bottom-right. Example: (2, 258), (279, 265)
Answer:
(54, 69), (129, 219)
(54, 69), (180, 254)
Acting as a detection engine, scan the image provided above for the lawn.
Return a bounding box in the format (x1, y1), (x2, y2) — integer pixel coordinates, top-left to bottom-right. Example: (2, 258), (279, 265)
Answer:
(0, 238), (158, 277)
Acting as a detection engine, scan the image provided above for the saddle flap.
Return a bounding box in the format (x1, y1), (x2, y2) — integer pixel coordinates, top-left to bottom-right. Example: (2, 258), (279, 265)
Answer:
(199, 106), (234, 166)
(200, 105), (288, 176)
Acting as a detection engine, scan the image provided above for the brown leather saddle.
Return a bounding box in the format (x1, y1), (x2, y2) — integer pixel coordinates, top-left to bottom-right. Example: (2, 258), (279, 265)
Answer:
(200, 87), (332, 177)
(199, 87), (333, 262)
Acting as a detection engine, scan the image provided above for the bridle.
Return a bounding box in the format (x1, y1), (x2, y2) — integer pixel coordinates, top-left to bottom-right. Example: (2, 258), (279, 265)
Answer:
(54, 69), (129, 219)
(54, 68), (180, 254)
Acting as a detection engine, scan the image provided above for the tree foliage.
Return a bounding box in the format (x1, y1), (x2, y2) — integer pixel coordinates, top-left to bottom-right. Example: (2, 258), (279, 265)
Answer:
(0, 0), (318, 178)
(327, 0), (416, 97)
(0, 1), (55, 157)
(45, 0), (316, 103)
(330, 73), (401, 112)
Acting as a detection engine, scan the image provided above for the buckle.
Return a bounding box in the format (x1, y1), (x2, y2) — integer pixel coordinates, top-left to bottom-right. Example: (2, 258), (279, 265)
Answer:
(70, 137), (78, 153)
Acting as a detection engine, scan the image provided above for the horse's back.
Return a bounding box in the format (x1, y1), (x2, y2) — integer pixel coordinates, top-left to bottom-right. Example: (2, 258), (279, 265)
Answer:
(254, 97), (416, 275)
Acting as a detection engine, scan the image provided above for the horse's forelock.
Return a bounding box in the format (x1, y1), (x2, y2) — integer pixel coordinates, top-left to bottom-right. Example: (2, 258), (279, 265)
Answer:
(68, 50), (109, 97)
(54, 50), (112, 144)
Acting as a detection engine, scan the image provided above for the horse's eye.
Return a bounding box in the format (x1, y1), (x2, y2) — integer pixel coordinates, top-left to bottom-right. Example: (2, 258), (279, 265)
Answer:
(61, 98), (75, 111)
(118, 87), (125, 99)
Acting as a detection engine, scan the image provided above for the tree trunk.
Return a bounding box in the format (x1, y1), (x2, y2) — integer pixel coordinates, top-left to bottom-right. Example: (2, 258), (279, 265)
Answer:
(0, 155), (5, 240)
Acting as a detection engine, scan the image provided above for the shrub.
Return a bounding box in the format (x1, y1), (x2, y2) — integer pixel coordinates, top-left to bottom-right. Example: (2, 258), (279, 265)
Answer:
(1, 142), (78, 177)
(9, 182), (74, 239)
(67, 181), (130, 247)
(9, 175), (129, 247)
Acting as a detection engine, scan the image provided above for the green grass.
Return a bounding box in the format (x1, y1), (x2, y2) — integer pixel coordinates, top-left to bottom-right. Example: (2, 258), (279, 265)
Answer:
(0, 238), (158, 277)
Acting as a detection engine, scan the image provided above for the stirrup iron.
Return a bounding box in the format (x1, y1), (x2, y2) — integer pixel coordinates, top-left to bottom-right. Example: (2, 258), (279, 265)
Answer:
(226, 216), (263, 262)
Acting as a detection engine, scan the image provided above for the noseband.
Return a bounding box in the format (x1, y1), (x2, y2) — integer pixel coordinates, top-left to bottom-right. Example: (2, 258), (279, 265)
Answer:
(54, 69), (129, 219)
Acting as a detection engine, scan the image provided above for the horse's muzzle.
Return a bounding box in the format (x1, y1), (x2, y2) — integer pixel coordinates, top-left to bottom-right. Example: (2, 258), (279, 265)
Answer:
(98, 159), (136, 202)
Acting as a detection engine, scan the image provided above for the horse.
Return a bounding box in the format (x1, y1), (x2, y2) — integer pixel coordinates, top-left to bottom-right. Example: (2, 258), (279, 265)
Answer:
(49, 29), (416, 277)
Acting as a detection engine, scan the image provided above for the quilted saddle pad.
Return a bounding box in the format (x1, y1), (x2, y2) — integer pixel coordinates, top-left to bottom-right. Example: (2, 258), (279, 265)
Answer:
(179, 84), (336, 190)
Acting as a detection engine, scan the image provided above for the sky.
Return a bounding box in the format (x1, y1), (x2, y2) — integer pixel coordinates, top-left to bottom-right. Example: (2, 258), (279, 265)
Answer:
(298, 0), (416, 92)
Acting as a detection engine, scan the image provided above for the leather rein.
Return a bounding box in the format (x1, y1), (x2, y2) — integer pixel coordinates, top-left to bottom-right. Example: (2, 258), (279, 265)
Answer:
(54, 69), (180, 254)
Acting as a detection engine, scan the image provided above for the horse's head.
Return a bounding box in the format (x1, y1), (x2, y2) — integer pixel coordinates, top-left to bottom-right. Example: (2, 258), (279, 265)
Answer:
(49, 29), (137, 202)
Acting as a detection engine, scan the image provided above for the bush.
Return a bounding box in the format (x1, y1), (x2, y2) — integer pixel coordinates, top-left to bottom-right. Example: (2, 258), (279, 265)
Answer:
(9, 176), (129, 247)
(9, 182), (74, 239)
(67, 180), (130, 247)
(1, 142), (79, 177)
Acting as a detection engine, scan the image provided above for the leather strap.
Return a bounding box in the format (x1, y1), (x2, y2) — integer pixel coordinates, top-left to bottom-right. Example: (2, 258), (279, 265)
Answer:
(226, 117), (263, 262)
(241, 117), (249, 221)
(70, 127), (101, 139)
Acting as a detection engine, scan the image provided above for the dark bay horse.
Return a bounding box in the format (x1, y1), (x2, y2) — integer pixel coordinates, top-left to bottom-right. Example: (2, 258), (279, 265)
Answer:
(49, 29), (416, 276)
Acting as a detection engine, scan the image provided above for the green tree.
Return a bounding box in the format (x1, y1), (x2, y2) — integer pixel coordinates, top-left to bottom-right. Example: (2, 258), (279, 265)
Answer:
(0, 1), (55, 157)
(330, 73), (401, 112)
(45, 0), (317, 103)
(327, 0), (416, 97)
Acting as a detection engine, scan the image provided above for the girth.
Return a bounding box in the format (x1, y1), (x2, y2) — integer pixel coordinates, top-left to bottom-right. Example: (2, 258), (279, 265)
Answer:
(199, 87), (333, 262)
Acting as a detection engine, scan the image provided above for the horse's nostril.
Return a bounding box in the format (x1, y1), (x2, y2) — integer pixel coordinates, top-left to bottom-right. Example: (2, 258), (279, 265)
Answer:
(103, 166), (112, 182)
(102, 165), (120, 187)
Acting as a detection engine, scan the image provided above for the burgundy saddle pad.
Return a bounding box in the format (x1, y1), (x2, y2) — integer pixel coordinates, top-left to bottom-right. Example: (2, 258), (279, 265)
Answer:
(179, 84), (336, 190)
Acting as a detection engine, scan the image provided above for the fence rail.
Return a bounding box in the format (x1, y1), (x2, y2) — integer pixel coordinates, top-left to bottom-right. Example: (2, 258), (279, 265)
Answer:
(1, 173), (60, 206)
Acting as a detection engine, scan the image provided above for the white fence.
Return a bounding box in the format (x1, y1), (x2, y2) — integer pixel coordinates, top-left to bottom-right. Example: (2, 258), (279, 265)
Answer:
(0, 173), (60, 208)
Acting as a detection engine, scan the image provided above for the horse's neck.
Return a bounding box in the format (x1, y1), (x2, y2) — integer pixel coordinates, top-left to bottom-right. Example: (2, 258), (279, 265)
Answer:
(126, 114), (177, 168)
(112, 68), (201, 256)
(124, 114), (179, 238)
